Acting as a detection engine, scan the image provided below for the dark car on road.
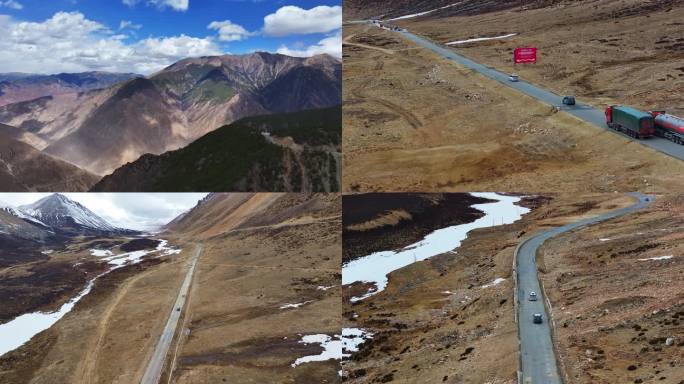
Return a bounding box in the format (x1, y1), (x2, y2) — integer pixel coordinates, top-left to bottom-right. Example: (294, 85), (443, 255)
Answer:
(562, 96), (576, 106)
(533, 313), (543, 324)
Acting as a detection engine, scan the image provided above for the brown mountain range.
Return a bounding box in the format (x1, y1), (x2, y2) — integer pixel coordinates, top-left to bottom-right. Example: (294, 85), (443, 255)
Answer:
(0, 129), (99, 191)
(0, 52), (341, 176)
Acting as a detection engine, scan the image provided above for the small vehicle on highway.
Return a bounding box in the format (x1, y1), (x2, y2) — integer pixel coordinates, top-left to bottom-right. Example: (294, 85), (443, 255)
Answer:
(529, 291), (538, 301)
(533, 313), (543, 324)
(508, 73), (519, 82)
(562, 96), (576, 106)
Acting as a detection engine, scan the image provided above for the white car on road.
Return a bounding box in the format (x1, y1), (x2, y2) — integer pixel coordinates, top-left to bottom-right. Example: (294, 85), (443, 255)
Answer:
(508, 73), (519, 82)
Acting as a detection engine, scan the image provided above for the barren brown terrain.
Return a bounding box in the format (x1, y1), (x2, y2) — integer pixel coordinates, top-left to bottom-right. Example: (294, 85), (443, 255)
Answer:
(343, 9), (684, 193)
(539, 195), (684, 383)
(340, 192), (681, 383)
(403, 0), (684, 116)
(159, 194), (342, 384)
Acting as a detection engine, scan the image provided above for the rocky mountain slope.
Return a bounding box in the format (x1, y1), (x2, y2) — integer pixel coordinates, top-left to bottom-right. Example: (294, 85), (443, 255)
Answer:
(0, 208), (56, 266)
(90, 106), (341, 192)
(0, 208), (53, 241)
(165, 192), (340, 239)
(163, 193), (258, 237)
(0, 122), (48, 149)
(0, 72), (140, 107)
(0, 52), (341, 176)
(0, 132), (100, 191)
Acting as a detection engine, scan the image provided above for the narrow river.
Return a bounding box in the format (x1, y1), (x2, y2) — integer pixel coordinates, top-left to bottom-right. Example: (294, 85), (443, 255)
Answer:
(342, 193), (530, 301)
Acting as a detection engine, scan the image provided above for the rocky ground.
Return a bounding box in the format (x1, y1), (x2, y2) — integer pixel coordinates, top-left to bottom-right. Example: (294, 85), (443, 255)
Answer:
(343, 23), (684, 193)
(341, 192), (652, 383)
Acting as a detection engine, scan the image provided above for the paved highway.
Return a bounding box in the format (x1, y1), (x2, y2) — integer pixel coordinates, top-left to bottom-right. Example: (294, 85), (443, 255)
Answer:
(140, 244), (202, 384)
(515, 193), (653, 383)
(374, 25), (684, 161)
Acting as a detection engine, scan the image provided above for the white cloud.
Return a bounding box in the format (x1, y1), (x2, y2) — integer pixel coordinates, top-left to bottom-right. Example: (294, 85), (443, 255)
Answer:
(137, 34), (220, 60)
(123, 0), (189, 11)
(0, 0), (22, 10)
(208, 20), (253, 42)
(277, 30), (341, 58)
(119, 20), (142, 30)
(158, 0), (188, 11)
(263, 5), (341, 37)
(0, 12), (222, 75)
(4, 0), (21, 9)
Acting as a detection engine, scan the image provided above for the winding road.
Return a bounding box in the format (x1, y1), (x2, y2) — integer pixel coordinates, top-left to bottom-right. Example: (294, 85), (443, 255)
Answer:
(367, 23), (684, 161)
(514, 193), (653, 383)
(140, 243), (202, 384)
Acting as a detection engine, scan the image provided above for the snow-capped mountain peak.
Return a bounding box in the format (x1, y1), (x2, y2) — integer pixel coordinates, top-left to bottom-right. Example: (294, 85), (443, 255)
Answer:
(1, 206), (49, 228)
(17, 193), (118, 232)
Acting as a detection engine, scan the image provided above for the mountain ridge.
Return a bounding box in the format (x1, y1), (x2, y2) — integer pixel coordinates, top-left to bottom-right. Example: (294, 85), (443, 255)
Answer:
(0, 132), (100, 191)
(90, 106), (341, 192)
(0, 71), (141, 107)
(0, 52), (341, 176)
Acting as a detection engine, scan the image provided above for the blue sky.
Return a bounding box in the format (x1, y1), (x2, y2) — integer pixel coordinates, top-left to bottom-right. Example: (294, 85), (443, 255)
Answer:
(0, 0), (341, 74)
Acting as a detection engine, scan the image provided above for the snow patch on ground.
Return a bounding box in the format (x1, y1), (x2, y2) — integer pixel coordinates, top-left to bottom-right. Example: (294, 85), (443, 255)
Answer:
(291, 334), (341, 367)
(446, 33), (517, 45)
(638, 255), (674, 261)
(342, 328), (373, 354)
(343, 193), (530, 302)
(291, 328), (373, 368)
(599, 238), (611, 242)
(157, 239), (182, 255)
(104, 250), (151, 266)
(40, 250), (53, 255)
(280, 301), (313, 309)
(317, 285), (336, 291)
(90, 249), (113, 257)
(386, 2), (464, 21)
(90, 239), (180, 265)
(481, 277), (506, 289)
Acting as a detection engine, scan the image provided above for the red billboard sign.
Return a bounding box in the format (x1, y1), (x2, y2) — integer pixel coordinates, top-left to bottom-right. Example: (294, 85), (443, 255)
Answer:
(514, 47), (537, 64)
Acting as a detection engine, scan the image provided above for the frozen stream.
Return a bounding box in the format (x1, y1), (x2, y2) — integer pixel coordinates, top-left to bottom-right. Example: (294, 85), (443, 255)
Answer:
(0, 239), (181, 357)
(342, 193), (530, 302)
